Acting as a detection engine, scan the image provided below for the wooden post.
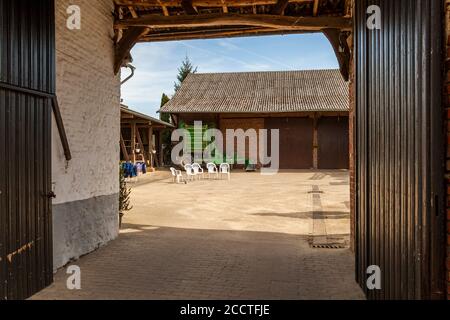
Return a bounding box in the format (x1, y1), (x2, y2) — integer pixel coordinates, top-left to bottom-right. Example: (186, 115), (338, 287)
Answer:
(131, 122), (137, 164)
(148, 126), (154, 168)
(313, 113), (319, 170)
(159, 131), (164, 166)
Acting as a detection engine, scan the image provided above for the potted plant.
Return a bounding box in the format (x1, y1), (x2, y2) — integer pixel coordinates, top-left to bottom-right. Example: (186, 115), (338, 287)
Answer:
(119, 165), (133, 228)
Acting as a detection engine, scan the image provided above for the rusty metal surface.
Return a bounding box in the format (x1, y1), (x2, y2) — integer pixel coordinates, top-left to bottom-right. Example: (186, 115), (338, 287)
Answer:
(0, 0), (55, 300)
(355, 0), (445, 300)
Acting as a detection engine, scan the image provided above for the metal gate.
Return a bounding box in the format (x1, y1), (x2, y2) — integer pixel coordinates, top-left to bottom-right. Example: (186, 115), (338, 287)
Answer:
(0, 0), (55, 300)
(355, 0), (446, 299)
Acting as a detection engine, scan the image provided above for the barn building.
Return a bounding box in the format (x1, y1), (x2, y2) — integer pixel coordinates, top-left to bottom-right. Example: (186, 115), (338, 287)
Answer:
(161, 69), (350, 170)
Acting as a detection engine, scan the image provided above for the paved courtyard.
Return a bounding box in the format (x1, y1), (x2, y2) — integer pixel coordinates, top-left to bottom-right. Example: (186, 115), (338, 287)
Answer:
(33, 170), (365, 300)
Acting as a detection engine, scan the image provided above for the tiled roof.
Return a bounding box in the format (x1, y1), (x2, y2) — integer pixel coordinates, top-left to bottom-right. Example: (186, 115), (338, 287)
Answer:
(160, 69), (349, 114)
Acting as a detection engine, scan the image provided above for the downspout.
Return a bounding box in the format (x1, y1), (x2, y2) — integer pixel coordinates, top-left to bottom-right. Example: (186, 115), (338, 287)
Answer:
(121, 64), (136, 85)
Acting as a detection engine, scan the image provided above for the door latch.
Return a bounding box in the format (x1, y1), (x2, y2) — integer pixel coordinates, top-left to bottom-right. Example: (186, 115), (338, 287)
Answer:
(47, 191), (56, 199)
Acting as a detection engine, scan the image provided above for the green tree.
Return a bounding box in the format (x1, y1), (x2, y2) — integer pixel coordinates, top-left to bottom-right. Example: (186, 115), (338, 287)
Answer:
(159, 93), (173, 165)
(159, 93), (171, 122)
(174, 56), (197, 92)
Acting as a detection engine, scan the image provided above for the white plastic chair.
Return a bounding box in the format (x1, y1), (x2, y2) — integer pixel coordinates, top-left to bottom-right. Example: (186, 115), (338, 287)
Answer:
(192, 163), (204, 179)
(184, 164), (196, 181)
(170, 167), (185, 184)
(206, 163), (219, 180)
(220, 163), (231, 181)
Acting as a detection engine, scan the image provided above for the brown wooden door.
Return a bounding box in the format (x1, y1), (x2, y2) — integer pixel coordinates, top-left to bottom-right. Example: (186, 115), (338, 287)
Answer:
(318, 117), (349, 169)
(266, 117), (313, 169)
(0, 0), (54, 300)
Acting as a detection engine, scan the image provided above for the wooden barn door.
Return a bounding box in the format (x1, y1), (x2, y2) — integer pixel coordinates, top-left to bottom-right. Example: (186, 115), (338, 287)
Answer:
(0, 0), (55, 300)
(355, 0), (445, 299)
(318, 117), (349, 169)
(266, 117), (313, 169)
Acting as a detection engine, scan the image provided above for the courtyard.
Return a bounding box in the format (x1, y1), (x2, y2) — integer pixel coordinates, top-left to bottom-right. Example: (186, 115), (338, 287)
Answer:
(32, 171), (364, 300)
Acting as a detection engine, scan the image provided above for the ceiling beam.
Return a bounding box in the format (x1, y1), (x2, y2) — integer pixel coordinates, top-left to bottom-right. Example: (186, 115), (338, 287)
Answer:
(115, 0), (310, 8)
(271, 0), (289, 15)
(116, 13), (352, 31)
(140, 27), (313, 42)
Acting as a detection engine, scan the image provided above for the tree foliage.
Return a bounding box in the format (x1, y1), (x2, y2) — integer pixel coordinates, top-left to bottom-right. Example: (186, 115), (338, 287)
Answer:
(159, 93), (171, 122)
(174, 56), (197, 92)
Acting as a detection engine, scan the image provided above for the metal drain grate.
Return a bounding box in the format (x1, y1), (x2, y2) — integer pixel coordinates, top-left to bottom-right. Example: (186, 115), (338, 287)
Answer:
(311, 244), (346, 249)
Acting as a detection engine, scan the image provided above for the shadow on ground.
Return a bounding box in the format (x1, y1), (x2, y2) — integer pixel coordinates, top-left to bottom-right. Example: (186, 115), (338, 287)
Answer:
(33, 224), (365, 300)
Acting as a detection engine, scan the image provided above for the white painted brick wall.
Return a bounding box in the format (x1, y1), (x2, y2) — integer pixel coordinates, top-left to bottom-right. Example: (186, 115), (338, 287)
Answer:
(53, 0), (120, 204)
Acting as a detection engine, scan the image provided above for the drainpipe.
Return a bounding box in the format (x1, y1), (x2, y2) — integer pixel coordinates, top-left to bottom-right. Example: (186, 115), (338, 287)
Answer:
(121, 64), (136, 85)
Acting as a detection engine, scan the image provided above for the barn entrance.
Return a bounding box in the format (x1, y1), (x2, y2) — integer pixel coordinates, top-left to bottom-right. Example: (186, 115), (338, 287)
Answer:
(267, 117), (314, 169)
(0, 0), (447, 300)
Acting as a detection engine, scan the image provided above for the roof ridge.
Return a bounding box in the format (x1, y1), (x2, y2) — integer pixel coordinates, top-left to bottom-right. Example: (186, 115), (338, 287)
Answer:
(191, 69), (340, 76)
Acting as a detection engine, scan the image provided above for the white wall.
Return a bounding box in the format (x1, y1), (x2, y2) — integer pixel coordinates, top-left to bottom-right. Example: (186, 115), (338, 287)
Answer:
(52, 0), (121, 269)
(53, 0), (120, 204)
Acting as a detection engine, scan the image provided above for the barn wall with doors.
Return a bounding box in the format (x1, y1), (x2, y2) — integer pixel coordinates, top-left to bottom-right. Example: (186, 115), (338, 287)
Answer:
(52, 0), (121, 270)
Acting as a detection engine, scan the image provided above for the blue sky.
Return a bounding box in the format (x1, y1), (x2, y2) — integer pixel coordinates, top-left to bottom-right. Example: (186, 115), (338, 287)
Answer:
(120, 33), (339, 117)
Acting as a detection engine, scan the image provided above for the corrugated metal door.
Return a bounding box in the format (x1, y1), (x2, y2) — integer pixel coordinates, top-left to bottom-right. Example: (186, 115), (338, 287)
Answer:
(355, 0), (445, 299)
(0, 0), (54, 300)
(318, 117), (349, 169)
(266, 117), (314, 169)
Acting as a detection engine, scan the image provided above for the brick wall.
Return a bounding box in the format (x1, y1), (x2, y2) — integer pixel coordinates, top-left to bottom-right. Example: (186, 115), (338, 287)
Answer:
(446, 0), (450, 300)
(52, 0), (121, 269)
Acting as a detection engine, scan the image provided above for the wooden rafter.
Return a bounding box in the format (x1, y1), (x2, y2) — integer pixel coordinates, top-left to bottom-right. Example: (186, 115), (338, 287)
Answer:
(157, 0), (170, 16)
(313, 0), (320, 16)
(116, 14), (352, 31)
(271, 0), (289, 15)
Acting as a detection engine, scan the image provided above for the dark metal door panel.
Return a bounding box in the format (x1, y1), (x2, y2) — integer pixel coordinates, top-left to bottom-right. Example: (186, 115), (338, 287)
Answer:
(318, 117), (349, 169)
(266, 117), (313, 169)
(355, 0), (445, 300)
(0, 0), (54, 300)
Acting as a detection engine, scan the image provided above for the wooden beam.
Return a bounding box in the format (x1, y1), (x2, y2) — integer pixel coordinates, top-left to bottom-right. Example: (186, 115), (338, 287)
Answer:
(136, 129), (148, 163)
(128, 6), (138, 18)
(322, 28), (350, 81)
(313, 0), (319, 16)
(157, 0), (170, 16)
(120, 133), (130, 162)
(148, 126), (154, 168)
(116, 13), (352, 31)
(115, 0), (307, 8)
(114, 26), (149, 74)
(140, 27), (311, 42)
(271, 0), (289, 15)
(221, 0), (228, 13)
(131, 122), (137, 163)
(181, 0), (198, 14)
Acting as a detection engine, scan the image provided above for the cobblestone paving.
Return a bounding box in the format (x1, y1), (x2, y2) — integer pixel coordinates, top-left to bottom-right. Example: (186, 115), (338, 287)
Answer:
(33, 171), (365, 300)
